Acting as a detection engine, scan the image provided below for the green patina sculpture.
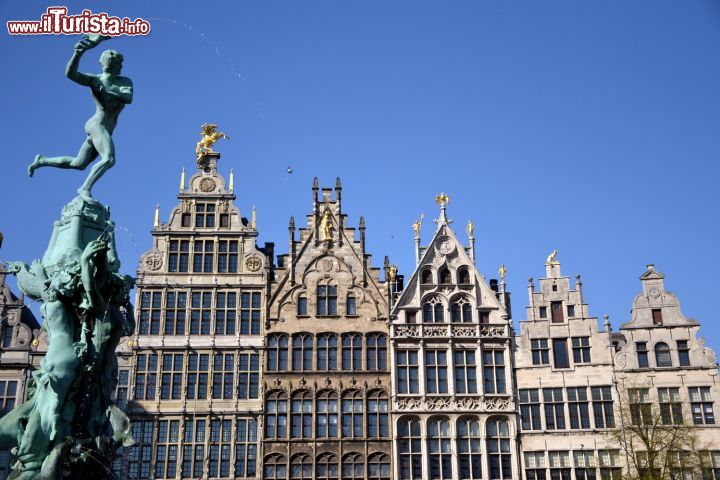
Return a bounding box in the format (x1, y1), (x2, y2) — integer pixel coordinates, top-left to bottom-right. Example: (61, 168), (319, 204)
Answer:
(28, 34), (133, 200)
(1, 35), (135, 479)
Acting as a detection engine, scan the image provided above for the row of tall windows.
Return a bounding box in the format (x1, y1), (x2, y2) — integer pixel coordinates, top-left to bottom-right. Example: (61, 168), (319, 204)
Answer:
(629, 386), (715, 425)
(264, 389), (389, 440)
(296, 286), (358, 316)
(138, 290), (261, 335)
(421, 296), (482, 323)
(168, 237), (240, 273)
(519, 386), (615, 431)
(133, 352), (259, 400)
(263, 452), (390, 480)
(127, 416), (257, 479)
(267, 333), (387, 371)
(530, 337), (591, 368)
(397, 416), (510, 480)
(524, 450), (622, 480)
(537, 301), (575, 323)
(396, 348), (505, 395)
(635, 340), (692, 368)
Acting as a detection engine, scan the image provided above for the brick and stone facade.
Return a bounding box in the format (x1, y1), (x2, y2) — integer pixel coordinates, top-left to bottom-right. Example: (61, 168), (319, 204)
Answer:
(3, 175), (719, 480)
(262, 178), (392, 480)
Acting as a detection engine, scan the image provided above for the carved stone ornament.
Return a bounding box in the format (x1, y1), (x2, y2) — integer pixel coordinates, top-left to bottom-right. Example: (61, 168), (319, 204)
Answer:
(143, 252), (163, 271)
(246, 255), (262, 272)
(437, 236), (454, 255)
(395, 325), (419, 337)
(200, 177), (216, 192)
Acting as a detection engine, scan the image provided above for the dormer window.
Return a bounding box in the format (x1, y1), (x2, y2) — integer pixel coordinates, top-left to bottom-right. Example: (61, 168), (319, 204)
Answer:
(181, 213), (191, 227)
(567, 305), (575, 318)
(195, 203), (216, 227)
(552, 284), (558, 292)
(539, 307), (547, 319)
(439, 267), (451, 285)
(421, 269), (434, 284)
(652, 309), (663, 326)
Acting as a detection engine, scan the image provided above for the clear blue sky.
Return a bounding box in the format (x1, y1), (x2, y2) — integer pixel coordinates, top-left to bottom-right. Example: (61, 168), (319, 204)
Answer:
(1, 2), (719, 344)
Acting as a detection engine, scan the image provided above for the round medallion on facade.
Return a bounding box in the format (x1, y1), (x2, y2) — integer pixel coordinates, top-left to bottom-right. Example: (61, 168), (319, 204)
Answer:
(321, 258), (334, 272)
(246, 255), (262, 272)
(200, 177), (217, 192)
(436, 236), (455, 255)
(144, 252), (163, 271)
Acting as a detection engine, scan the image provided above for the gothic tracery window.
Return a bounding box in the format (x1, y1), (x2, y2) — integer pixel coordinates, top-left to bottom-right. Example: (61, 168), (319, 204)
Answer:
(422, 297), (444, 323)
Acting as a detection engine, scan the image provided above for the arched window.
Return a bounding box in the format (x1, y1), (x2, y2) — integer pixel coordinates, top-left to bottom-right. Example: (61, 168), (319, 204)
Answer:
(346, 293), (357, 315)
(458, 267), (471, 285)
(317, 333), (338, 370)
(342, 333), (362, 370)
(422, 297), (444, 323)
(487, 418), (512, 479)
(457, 417), (482, 479)
(292, 333), (313, 371)
(368, 453), (391, 480)
(268, 334), (288, 371)
(428, 417), (452, 479)
(265, 391), (287, 439)
(367, 390), (389, 438)
(290, 390), (313, 439)
(342, 453), (365, 480)
(366, 333), (387, 370)
(264, 454), (287, 480)
(342, 390), (363, 438)
(439, 267), (452, 284)
(655, 342), (672, 367)
(290, 454), (312, 480)
(451, 297), (473, 323)
(421, 269), (434, 284)
(316, 390), (338, 438)
(297, 295), (308, 316)
(316, 453), (339, 480)
(398, 417), (422, 480)
(317, 283), (338, 316)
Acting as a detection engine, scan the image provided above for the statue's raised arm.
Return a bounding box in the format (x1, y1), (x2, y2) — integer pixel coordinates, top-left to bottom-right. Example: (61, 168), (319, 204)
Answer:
(28, 34), (132, 199)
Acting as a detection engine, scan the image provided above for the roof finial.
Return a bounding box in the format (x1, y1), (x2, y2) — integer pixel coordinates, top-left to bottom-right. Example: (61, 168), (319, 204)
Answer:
(229, 168), (235, 192)
(153, 204), (160, 228)
(180, 167), (186, 191)
(546, 249), (559, 266)
(251, 205), (256, 229)
(434, 192), (451, 226)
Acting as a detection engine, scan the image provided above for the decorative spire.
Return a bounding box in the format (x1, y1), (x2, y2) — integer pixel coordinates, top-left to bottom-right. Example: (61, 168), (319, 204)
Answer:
(153, 204), (160, 228)
(251, 205), (256, 229)
(180, 167), (186, 191)
(434, 192), (451, 226)
(229, 168), (234, 192)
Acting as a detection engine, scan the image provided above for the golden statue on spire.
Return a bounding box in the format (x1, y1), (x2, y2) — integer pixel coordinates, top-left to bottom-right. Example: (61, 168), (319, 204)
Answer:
(196, 123), (229, 165)
(466, 219), (474, 237)
(546, 249), (560, 266)
(435, 192), (450, 207)
(412, 213), (424, 236)
(498, 264), (507, 283)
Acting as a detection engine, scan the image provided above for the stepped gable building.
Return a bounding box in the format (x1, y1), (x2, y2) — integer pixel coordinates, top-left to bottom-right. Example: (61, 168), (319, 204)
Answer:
(123, 151), (272, 480)
(515, 257), (619, 479)
(262, 178), (392, 480)
(389, 195), (516, 480)
(612, 264), (720, 475)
